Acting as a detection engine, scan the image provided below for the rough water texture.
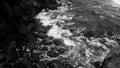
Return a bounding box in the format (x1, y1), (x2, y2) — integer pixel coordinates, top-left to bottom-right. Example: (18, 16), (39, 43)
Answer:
(35, 0), (120, 68)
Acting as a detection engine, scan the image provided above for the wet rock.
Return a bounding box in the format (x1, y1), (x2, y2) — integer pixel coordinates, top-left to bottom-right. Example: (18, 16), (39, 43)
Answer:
(38, 61), (47, 68)
(53, 39), (64, 46)
(47, 50), (60, 58)
(90, 61), (102, 68)
(56, 48), (67, 54)
(47, 60), (62, 68)
(34, 32), (48, 39)
(20, 58), (35, 68)
(42, 39), (53, 45)
(41, 46), (49, 51)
